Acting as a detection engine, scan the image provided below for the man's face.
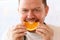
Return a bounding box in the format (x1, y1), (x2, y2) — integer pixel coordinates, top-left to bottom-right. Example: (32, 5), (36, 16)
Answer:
(18, 0), (49, 24)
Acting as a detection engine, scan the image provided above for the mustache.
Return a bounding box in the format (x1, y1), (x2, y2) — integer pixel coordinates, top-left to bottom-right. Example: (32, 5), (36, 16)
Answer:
(24, 18), (39, 22)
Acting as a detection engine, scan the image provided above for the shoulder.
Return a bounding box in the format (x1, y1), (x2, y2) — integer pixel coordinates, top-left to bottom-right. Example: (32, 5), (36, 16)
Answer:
(47, 24), (60, 33)
(47, 24), (60, 40)
(47, 24), (60, 30)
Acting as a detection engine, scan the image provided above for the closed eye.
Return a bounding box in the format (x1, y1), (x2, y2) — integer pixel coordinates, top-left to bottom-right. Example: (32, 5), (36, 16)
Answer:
(22, 9), (28, 12)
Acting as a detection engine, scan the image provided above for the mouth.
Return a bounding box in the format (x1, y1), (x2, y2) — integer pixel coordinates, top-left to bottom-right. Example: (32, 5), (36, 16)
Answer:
(24, 18), (39, 22)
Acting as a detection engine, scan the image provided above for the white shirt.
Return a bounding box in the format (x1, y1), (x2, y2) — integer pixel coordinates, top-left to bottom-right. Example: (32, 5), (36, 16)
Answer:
(26, 31), (42, 40)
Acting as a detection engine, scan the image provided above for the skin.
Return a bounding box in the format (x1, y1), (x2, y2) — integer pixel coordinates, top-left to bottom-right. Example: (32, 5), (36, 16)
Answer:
(10, 0), (54, 40)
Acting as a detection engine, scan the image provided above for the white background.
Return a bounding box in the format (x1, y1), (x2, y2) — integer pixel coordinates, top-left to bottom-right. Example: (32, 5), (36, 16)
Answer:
(0, 0), (60, 40)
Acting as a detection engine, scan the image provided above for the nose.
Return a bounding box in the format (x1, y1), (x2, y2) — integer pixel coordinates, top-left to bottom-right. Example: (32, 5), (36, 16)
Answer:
(27, 11), (35, 19)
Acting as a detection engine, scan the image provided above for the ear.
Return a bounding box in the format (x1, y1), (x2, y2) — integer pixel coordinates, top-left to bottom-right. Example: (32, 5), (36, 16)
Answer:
(45, 6), (49, 16)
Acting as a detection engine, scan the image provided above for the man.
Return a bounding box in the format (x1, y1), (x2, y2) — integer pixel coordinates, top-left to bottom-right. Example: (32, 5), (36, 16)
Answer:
(3, 0), (54, 40)
(9, 0), (54, 40)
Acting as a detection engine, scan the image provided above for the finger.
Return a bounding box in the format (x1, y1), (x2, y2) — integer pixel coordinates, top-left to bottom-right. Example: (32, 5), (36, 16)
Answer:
(38, 22), (48, 28)
(37, 27), (49, 34)
(13, 32), (26, 39)
(13, 29), (27, 34)
(36, 29), (48, 36)
(37, 24), (51, 33)
(36, 29), (44, 37)
(14, 24), (26, 31)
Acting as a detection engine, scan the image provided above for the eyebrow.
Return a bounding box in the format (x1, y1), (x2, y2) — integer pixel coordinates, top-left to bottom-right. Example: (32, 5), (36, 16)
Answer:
(21, 7), (41, 10)
(33, 7), (41, 9)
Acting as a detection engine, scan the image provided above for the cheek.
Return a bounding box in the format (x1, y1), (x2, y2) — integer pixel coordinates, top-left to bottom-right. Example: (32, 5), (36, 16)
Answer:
(19, 14), (26, 21)
(36, 13), (45, 19)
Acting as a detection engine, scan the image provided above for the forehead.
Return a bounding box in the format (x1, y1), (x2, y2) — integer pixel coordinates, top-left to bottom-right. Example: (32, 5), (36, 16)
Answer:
(19, 0), (44, 9)
(20, 0), (42, 3)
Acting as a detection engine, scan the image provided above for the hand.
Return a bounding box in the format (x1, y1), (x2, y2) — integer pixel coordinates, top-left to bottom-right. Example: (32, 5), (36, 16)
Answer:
(35, 23), (54, 40)
(9, 24), (27, 40)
